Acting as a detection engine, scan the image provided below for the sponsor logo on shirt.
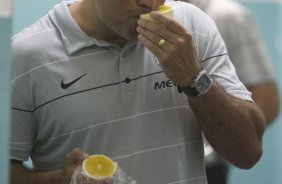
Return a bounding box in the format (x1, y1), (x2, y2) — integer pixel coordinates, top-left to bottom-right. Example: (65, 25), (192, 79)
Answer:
(61, 73), (87, 89)
(154, 79), (183, 94)
(154, 80), (177, 90)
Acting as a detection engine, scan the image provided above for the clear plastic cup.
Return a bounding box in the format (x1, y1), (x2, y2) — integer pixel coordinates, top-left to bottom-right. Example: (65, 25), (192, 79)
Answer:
(70, 165), (137, 184)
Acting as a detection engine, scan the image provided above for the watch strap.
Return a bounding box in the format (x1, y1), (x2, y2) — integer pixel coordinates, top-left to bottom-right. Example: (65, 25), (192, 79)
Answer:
(179, 86), (199, 97)
(179, 69), (212, 97)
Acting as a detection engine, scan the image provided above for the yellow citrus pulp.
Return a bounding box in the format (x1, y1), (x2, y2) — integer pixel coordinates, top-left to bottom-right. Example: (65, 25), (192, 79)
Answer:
(82, 155), (117, 180)
(158, 5), (172, 12)
(140, 5), (173, 22)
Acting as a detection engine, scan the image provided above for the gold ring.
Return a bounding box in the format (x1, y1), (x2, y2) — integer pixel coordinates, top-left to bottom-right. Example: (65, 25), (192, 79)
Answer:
(158, 39), (166, 48)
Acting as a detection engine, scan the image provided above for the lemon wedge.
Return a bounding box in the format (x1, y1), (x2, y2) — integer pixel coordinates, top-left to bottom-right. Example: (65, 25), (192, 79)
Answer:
(82, 154), (117, 180)
(140, 5), (173, 22)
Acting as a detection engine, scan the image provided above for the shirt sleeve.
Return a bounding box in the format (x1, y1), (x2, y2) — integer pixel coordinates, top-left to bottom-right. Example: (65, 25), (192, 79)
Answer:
(192, 7), (253, 101)
(215, 9), (274, 86)
(10, 74), (35, 162)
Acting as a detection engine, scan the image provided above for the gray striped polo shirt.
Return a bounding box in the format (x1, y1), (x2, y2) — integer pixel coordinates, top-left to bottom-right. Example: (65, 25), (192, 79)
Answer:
(11, 1), (252, 183)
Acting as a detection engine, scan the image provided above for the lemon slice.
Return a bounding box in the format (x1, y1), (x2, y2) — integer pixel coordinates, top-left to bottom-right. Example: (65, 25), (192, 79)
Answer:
(82, 154), (117, 180)
(140, 5), (173, 22)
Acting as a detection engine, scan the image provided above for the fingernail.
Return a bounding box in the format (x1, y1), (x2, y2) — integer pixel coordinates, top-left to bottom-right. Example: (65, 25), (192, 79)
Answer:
(81, 153), (89, 160)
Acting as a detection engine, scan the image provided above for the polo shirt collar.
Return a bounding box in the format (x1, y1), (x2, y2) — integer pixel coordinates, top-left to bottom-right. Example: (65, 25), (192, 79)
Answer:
(49, 0), (113, 55)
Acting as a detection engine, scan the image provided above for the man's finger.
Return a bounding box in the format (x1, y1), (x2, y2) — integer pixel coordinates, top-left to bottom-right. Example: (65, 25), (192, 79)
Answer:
(149, 11), (187, 34)
(65, 148), (89, 167)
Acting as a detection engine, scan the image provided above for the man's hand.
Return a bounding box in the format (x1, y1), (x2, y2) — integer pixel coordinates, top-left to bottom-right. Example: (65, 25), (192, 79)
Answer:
(59, 148), (89, 183)
(11, 148), (113, 184)
(137, 11), (202, 87)
(63, 148), (113, 184)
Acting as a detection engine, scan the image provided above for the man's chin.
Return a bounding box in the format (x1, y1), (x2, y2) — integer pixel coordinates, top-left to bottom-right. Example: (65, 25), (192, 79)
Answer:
(121, 31), (138, 42)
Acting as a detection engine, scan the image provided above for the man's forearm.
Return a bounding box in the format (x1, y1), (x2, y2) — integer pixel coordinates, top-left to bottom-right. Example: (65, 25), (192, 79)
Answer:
(11, 162), (63, 184)
(189, 81), (265, 169)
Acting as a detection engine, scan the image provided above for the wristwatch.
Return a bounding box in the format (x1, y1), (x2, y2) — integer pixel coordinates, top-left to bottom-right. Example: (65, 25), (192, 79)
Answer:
(181, 69), (213, 97)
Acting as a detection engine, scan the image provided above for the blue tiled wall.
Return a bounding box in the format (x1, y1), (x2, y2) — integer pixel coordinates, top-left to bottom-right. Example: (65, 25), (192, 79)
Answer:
(0, 17), (12, 184)
(13, 0), (61, 35)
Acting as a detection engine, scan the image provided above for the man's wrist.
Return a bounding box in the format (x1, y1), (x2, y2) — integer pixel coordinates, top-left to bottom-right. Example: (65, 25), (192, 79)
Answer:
(33, 169), (66, 184)
(180, 69), (213, 97)
(54, 169), (65, 184)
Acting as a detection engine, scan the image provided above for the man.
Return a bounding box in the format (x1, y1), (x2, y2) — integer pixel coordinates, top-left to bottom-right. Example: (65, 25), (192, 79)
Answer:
(175, 0), (280, 184)
(10, 0), (266, 184)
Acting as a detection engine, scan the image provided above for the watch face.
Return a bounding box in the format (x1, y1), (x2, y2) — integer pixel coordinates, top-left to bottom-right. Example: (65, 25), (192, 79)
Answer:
(196, 74), (212, 93)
